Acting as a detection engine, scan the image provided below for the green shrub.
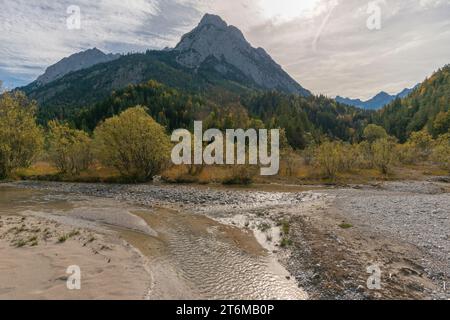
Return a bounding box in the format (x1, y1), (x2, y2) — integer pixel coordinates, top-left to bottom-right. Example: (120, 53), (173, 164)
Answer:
(363, 124), (388, 143)
(222, 165), (256, 185)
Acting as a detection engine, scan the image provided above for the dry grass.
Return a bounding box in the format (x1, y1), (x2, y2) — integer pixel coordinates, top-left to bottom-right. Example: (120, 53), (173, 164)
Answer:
(14, 161), (121, 183)
(162, 165), (249, 184)
(12, 158), (448, 186)
(14, 161), (59, 177)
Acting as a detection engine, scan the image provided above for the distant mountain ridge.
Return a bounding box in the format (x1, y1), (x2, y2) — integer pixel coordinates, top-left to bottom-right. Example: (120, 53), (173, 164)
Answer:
(33, 48), (120, 87)
(336, 87), (416, 110)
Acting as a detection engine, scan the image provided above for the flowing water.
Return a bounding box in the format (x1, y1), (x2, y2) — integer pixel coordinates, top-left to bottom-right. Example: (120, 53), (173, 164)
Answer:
(0, 184), (307, 300)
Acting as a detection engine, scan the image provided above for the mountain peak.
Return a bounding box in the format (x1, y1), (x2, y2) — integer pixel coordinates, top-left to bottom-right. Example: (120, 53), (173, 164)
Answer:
(174, 14), (310, 96)
(175, 13), (245, 53)
(375, 91), (391, 98)
(198, 13), (227, 29)
(34, 48), (120, 86)
(87, 47), (104, 54)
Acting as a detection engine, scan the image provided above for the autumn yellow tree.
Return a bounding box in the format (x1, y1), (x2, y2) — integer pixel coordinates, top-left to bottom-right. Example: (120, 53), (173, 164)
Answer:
(431, 133), (450, 171)
(372, 138), (397, 174)
(47, 121), (93, 175)
(0, 91), (43, 178)
(360, 124), (390, 167)
(407, 131), (434, 162)
(314, 141), (343, 180)
(93, 106), (171, 181)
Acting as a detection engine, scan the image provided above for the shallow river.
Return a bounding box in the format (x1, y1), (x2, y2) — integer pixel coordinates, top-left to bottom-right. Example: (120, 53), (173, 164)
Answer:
(0, 184), (307, 300)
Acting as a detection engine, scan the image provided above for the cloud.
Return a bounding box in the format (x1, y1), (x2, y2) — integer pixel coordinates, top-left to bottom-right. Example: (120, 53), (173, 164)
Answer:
(0, 0), (449, 99)
(197, 0), (450, 99)
(0, 0), (201, 87)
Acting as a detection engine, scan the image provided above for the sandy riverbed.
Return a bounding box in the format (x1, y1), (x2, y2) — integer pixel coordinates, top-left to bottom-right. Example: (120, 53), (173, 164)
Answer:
(0, 215), (150, 300)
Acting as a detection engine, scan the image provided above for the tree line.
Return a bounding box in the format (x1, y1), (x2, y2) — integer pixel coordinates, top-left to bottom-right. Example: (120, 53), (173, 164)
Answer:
(1, 73), (448, 183)
(36, 80), (372, 150)
(1, 90), (170, 181)
(299, 124), (450, 181)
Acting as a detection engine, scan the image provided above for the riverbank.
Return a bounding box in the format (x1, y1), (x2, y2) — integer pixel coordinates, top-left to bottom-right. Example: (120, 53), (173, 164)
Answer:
(284, 184), (450, 300)
(14, 160), (449, 186)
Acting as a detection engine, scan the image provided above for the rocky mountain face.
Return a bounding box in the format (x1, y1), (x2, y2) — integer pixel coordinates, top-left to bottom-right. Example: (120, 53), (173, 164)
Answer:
(34, 48), (120, 86)
(336, 87), (415, 110)
(173, 14), (310, 96)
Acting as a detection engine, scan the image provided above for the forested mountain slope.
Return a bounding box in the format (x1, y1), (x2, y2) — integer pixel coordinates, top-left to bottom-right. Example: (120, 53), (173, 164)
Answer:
(374, 65), (450, 141)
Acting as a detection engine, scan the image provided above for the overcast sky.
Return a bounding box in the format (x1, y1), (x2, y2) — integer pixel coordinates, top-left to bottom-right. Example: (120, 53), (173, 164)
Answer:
(0, 0), (449, 99)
